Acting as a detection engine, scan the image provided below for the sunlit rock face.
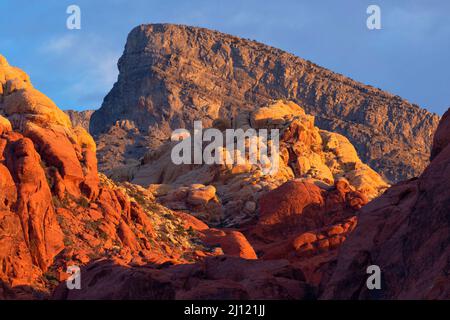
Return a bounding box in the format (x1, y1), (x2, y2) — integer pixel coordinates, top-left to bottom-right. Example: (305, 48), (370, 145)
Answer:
(118, 100), (388, 228)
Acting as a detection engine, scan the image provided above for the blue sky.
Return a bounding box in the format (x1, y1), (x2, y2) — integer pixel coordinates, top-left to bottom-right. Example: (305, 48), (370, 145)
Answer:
(1, 0), (449, 114)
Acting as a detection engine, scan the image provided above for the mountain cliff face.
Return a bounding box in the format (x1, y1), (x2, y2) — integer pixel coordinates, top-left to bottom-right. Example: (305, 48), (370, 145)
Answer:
(90, 23), (439, 182)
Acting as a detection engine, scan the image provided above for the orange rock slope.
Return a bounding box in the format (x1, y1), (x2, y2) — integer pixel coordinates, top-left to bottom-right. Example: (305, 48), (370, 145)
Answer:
(0, 55), (258, 299)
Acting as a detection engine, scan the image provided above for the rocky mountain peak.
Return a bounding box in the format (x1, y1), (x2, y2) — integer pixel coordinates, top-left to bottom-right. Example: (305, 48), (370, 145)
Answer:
(90, 24), (439, 183)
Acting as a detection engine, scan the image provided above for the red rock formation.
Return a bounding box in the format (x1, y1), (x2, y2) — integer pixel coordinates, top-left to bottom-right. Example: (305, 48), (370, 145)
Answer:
(175, 211), (257, 259)
(4, 134), (64, 270)
(125, 100), (387, 229)
(247, 179), (366, 285)
(3, 47), (446, 300)
(321, 108), (450, 299)
(254, 179), (366, 239)
(0, 55), (259, 299)
(0, 120), (64, 291)
(431, 108), (450, 160)
(201, 229), (257, 260)
(52, 176), (365, 299)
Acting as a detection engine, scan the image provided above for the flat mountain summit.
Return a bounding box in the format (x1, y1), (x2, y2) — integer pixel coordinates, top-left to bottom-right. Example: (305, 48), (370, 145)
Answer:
(90, 23), (439, 182)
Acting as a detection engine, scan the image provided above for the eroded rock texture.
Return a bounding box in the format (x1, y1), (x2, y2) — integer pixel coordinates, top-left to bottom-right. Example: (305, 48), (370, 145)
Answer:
(90, 23), (439, 182)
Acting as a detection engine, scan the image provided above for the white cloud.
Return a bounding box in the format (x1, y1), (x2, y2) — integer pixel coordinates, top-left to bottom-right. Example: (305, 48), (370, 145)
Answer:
(42, 34), (77, 53)
(39, 33), (121, 107)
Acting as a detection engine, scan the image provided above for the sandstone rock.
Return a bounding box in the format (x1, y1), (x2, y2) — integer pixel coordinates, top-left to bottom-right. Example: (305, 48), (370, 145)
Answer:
(201, 229), (257, 260)
(243, 177), (365, 286)
(186, 185), (217, 206)
(175, 211), (209, 231)
(73, 125), (96, 153)
(292, 233), (318, 251)
(250, 100), (307, 129)
(156, 184), (223, 223)
(3, 88), (72, 128)
(125, 101), (387, 227)
(0, 54), (8, 66)
(25, 122), (86, 197)
(2, 134), (64, 272)
(254, 179), (365, 240)
(431, 108), (450, 160)
(257, 181), (324, 238)
(0, 115), (12, 134)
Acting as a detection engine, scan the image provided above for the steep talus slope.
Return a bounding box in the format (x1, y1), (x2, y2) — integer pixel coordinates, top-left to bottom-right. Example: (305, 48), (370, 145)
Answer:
(321, 108), (450, 299)
(90, 23), (439, 182)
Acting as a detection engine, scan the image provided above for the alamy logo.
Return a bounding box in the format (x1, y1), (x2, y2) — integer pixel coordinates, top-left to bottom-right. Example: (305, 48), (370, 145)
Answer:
(66, 5), (81, 30)
(66, 265), (81, 290)
(366, 5), (381, 30)
(366, 265), (381, 290)
(171, 121), (280, 175)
